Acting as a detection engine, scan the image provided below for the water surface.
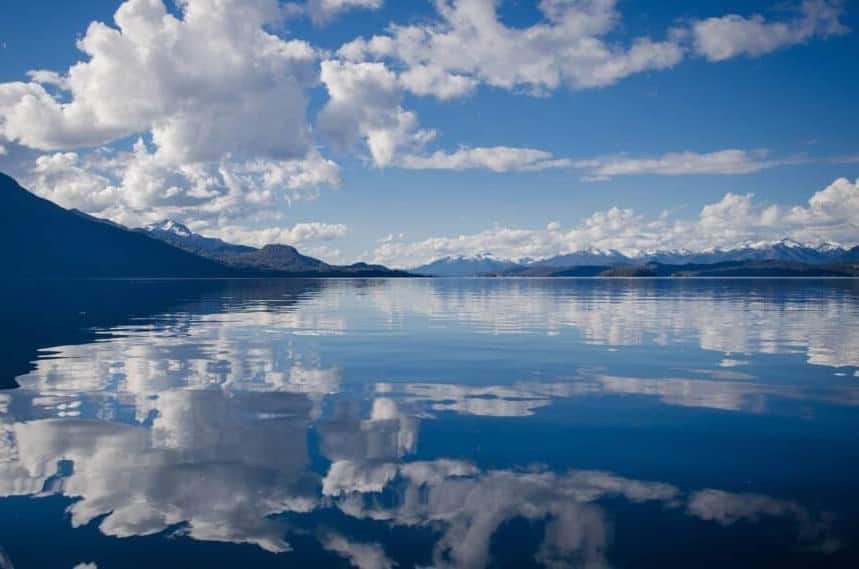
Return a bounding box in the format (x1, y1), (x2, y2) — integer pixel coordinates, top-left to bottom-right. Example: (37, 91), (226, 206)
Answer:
(1, 278), (858, 568)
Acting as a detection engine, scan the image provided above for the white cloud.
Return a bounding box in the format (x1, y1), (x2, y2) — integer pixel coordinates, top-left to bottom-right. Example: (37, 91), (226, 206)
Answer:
(29, 152), (121, 213)
(399, 146), (572, 172)
(338, 0), (685, 97)
(318, 60), (436, 167)
(0, 0), (852, 252)
(25, 142), (340, 232)
(782, 176), (859, 243)
(1, 0), (339, 232)
(320, 0), (846, 168)
(217, 222), (350, 248)
(574, 149), (792, 181)
(26, 69), (71, 90)
(692, 0), (848, 61)
(373, 177), (859, 267)
(398, 64), (478, 100)
(305, 0), (384, 25)
(1, 0), (316, 154)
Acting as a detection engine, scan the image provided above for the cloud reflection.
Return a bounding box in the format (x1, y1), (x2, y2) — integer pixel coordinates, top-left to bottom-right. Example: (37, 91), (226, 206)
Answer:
(0, 383), (841, 567)
(2, 279), (855, 566)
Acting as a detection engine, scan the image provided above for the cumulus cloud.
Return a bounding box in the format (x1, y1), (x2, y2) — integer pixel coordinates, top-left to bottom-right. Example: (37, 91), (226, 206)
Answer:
(782, 176), (859, 243)
(338, 0), (684, 96)
(373, 177), (859, 266)
(691, 0), (848, 61)
(1, 0), (316, 154)
(1, 0), (339, 233)
(24, 141), (341, 241)
(318, 60), (437, 167)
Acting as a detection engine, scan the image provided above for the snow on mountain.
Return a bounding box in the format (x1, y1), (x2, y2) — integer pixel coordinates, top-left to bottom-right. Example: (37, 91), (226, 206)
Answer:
(412, 253), (522, 276)
(413, 239), (852, 275)
(530, 248), (629, 268)
(145, 219), (193, 238)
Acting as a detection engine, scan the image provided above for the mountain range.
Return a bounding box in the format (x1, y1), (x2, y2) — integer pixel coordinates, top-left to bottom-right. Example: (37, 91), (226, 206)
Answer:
(141, 220), (398, 275)
(3, 170), (858, 279)
(413, 239), (859, 276)
(0, 172), (406, 278)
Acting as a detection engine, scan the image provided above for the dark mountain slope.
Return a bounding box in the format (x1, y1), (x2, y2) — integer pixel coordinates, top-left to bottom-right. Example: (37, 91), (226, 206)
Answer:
(0, 173), (238, 278)
(1, 173), (409, 278)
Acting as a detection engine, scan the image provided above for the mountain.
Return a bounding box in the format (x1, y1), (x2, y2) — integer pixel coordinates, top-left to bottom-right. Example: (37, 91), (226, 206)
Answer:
(598, 261), (859, 278)
(144, 220), (256, 256)
(416, 239), (853, 276)
(412, 253), (522, 276)
(504, 260), (859, 278)
(640, 239), (848, 265)
(840, 245), (859, 262)
(530, 248), (629, 268)
(0, 172), (408, 278)
(142, 219), (405, 275)
(0, 172), (239, 278)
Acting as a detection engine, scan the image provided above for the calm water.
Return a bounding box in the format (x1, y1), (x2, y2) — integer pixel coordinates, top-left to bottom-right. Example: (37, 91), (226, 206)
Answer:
(1, 278), (859, 568)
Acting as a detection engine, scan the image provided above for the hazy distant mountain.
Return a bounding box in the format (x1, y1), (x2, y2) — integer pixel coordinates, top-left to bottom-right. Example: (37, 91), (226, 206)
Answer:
(640, 239), (848, 265)
(531, 248), (629, 268)
(142, 219), (405, 275)
(0, 172), (237, 278)
(598, 261), (859, 278)
(842, 245), (859, 262)
(416, 239), (853, 276)
(412, 253), (522, 276)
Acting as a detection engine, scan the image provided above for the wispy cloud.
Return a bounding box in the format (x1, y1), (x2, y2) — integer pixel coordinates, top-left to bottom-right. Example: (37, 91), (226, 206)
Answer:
(398, 146), (572, 172)
(573, 149), (802, 181)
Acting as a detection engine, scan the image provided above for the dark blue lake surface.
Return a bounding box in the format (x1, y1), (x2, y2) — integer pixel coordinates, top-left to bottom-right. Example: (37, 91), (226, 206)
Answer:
(1, 278), (859, 568)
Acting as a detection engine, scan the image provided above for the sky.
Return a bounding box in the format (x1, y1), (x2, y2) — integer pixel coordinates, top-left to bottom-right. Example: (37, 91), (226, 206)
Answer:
(0, 0), (858, 267)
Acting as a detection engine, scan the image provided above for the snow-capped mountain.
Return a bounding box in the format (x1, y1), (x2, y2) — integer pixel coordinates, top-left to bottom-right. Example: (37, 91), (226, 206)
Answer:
(639, 239), (848, 265)
(412, 253), (522, 276)
(530, 248), (629, 268)
(143, 219), (255, 255)
(413, 239), (853, 276)
(146, 219), (193, 238)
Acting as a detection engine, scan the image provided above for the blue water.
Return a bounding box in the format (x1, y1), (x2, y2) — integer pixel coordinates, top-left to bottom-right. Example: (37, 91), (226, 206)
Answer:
(1, 278), (858, 568)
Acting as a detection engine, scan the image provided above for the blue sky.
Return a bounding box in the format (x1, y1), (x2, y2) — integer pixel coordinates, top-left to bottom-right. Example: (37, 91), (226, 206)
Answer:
(1, 0), (858, 266)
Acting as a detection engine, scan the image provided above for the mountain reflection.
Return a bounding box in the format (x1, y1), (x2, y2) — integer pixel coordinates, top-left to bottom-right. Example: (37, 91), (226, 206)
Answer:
(1, 278), (858, 567)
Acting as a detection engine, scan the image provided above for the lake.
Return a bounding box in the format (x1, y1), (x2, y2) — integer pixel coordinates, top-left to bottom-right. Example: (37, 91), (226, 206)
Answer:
(1, 278), (858, 568)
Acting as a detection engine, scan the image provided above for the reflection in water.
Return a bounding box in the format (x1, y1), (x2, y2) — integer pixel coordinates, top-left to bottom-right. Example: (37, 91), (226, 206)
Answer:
(363, 279), (859, 368)
(1, 279), (858, 567)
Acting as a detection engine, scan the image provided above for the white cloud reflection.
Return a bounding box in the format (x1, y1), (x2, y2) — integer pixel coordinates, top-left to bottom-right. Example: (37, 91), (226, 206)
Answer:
(1, 279), (855, 566)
